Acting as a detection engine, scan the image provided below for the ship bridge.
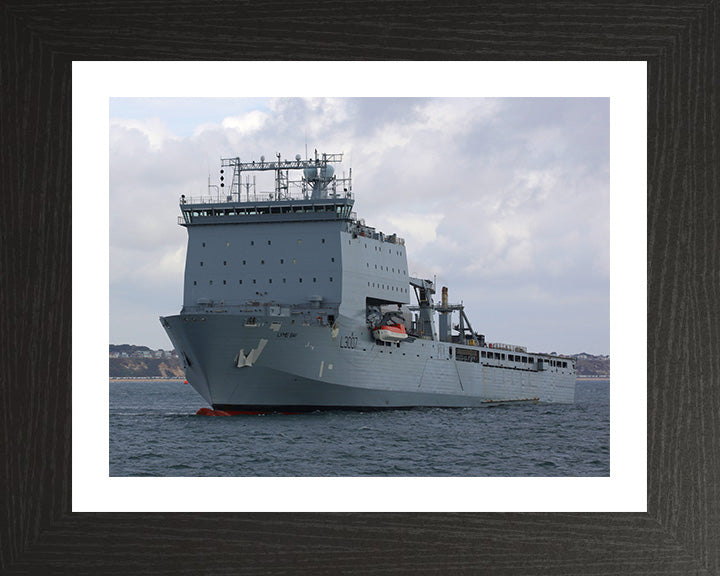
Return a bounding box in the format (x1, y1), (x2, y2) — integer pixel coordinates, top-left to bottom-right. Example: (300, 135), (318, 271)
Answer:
(179, 197), (354, 226)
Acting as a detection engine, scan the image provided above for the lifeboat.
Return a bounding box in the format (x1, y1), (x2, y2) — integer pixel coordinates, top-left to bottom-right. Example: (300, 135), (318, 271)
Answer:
(372, 323), (408, 342)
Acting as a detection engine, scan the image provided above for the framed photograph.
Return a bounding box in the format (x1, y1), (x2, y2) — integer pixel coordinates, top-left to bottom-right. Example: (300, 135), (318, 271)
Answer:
(2, 2), (717, 574)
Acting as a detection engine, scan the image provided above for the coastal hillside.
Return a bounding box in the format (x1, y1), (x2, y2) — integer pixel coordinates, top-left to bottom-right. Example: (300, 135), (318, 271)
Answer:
(109, 345), (609, 379)
(109, 357), (184, 378)
(572, 353), (610, 377)
(109, 345), (184, 378)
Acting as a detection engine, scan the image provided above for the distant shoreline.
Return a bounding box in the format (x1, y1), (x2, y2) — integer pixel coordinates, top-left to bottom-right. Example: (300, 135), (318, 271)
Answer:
(109, 377), (185, 382)
(110, 376), (609, 382)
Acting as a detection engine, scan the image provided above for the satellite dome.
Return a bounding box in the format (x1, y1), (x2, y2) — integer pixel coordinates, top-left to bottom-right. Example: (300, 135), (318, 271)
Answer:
(320, 164), (334, 179)
(304, 166), (317, 180)
(295, 154), (301, 161)
(260, 155), (265, 162)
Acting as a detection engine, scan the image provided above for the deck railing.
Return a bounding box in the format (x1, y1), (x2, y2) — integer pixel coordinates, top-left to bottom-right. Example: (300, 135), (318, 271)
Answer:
(180, 190), (353, 205)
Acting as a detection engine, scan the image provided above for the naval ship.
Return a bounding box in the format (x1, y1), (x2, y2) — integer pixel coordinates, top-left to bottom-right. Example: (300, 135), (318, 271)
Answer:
(160, 151), (576, 412)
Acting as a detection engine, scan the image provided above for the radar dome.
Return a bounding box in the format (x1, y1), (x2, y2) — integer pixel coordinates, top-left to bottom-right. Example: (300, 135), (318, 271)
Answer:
(260, 155), (265, 162)
(304, 167), (317, 180)
(295, 154), (301, 161)
(320, 165), (334, 179)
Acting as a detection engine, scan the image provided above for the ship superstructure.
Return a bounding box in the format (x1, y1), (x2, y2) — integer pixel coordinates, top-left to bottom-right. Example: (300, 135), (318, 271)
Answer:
(160, 151), (575, 411)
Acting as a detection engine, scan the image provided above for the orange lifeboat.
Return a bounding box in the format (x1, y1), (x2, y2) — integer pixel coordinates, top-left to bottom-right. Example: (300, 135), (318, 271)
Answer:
(372, 323), (408, 342)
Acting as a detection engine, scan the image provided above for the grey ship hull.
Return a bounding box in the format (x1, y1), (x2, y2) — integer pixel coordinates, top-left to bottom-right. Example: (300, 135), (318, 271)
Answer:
(161, 313), (576, 411)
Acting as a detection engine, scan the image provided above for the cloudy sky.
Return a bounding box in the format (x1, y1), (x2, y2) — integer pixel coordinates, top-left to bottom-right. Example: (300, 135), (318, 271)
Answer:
(110, 97), (609, 355)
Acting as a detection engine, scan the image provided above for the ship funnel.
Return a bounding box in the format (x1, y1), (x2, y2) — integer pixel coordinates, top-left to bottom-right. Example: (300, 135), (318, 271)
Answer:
(439, 287), (451, 342)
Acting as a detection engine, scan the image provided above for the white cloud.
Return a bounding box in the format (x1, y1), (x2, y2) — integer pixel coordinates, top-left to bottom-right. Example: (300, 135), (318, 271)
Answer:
(385, 213), (444, 251)
(220, 110), (269, 134)
(110, 117), (177, 151)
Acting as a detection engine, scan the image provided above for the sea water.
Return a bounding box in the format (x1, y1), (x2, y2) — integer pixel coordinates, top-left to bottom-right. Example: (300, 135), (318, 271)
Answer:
(109, 379), (608, 477)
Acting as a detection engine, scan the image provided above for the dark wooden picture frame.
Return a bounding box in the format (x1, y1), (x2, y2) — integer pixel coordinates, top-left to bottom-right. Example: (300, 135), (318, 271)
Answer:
(2, 2), (718, 574)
